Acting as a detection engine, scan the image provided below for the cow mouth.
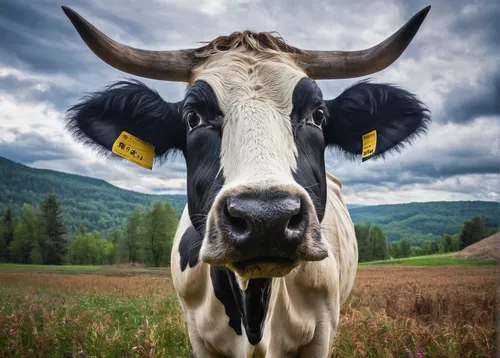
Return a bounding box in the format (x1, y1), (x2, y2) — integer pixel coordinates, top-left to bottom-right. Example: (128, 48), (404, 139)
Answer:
(229, 256), (297, 278)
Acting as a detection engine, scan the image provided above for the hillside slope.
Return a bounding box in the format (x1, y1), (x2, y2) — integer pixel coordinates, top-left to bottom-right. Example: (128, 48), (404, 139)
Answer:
(1, 156), (498, 242)
(349, 201), (500, 242)
(0, 156), (186, 235)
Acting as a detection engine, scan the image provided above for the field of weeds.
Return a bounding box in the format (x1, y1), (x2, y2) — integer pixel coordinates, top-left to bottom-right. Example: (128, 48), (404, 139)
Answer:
(334, 266), (497, 357)
(0, 265), (497, 357)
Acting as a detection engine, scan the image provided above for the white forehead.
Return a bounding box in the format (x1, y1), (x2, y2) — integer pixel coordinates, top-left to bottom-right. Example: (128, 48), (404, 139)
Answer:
(194, 51), (308, 185)
(194, 51), (307, 113)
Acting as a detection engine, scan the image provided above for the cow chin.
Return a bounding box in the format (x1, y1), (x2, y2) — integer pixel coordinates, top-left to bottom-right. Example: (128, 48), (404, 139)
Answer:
(201, 224), (328, 279)
(228, 259), (298, 279)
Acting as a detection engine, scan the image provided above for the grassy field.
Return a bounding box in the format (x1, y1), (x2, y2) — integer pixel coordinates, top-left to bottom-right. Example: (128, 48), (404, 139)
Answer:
(0, 264), (101, 272)
(360, 253), (498, 267)
(0, 263), (169, 277)
(0, 264), (497, 357)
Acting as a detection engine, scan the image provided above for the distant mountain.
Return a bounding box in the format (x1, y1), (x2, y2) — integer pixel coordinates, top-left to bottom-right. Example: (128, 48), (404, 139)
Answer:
(0, 156), (186, 236)
(346, 204), (365, 210)
(1, 156), (498, 242)
(349, 201), (499, 242)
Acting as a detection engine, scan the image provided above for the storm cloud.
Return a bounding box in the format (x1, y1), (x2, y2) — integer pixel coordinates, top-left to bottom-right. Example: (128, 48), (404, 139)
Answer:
(445, 72), (500, 124)
(0, 0), (498, 203)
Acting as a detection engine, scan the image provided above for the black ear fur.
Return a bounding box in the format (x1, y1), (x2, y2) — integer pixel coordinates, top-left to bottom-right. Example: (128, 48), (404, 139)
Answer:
(324, 79), (431, 160)
(65, 79), (185, 163)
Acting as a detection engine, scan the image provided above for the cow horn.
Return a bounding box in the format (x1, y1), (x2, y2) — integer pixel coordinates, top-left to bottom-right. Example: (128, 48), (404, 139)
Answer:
(61, 6), (199, 82)
(298, 5), (431, 80)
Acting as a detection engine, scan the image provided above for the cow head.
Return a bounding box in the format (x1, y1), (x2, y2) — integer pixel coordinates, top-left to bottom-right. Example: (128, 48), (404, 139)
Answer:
(62, 6), (431, 280)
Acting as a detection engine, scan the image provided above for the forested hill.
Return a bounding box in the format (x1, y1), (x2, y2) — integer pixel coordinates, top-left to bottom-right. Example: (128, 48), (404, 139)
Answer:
(0, 156), (186, 236)
(349, 201), (500, 242)
(1, 156), (498, 242)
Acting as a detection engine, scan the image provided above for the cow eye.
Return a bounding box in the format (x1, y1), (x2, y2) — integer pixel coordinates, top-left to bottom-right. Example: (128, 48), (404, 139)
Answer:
(312, 109), (325, 127)
(186, 111), (202, 130)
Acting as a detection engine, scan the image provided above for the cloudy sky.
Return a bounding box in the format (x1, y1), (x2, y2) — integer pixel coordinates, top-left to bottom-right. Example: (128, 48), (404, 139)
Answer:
(0, 0), (498, 205)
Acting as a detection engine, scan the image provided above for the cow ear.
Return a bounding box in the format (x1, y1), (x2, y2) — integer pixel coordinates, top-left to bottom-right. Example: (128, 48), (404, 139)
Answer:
(65, 79), (185, 161)
(323, 80), (430, 160)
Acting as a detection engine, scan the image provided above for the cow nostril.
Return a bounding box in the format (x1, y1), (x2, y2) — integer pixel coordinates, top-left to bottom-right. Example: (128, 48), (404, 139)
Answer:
(223, 201), (248, 235)
(286, 205), (305, 233)
(287, 212), (303, 231)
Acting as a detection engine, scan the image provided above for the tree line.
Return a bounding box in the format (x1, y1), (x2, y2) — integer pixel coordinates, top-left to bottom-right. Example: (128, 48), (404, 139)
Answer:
(355, 215), (497, 262)
(0, 188), (179, 267)
(349, 201), (499, 243)
(0, 156), (186, 239)
(0, 188), (496, 266)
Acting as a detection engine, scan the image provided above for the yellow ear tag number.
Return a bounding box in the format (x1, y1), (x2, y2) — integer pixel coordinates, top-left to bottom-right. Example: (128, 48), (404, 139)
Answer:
(112, 131), (155, 170)
(361, 130), (377, 162)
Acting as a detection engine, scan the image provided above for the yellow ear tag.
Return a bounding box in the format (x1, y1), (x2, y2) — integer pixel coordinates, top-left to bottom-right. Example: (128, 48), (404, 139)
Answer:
(112, 131), (155, 170)
(361, 130), (377, 162)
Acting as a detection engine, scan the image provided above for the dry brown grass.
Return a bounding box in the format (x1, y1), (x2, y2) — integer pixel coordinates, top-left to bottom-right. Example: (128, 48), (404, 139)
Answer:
(0, 265), (497, 357)
(334, 266), (498, 357)
(0, 271), (176, 297)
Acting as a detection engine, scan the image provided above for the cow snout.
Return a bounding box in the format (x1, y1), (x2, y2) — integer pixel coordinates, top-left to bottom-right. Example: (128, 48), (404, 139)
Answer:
(200, 185), (328, 279)
(221, 192), (307, 251)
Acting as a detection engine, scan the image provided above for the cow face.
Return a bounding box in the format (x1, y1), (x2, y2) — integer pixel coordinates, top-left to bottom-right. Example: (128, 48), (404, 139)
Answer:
(186, 54), (330, 279)
(62, 6), (431, 280)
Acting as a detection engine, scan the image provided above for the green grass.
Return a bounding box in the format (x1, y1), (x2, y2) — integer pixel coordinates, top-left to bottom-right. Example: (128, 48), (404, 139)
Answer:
(0, 263), (101, 271)
(0, 285), (190, 357)
(359, 253), (498, 267)
(2, 252), (496, 275)
(0, 263), (170, 277)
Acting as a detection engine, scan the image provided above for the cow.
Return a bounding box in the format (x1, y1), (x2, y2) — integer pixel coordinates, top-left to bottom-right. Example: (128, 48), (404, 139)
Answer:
(61, 5), (431, 357)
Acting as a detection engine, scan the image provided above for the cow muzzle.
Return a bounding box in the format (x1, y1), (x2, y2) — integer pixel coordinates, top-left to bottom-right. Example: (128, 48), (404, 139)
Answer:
(200, 185), (328, 279)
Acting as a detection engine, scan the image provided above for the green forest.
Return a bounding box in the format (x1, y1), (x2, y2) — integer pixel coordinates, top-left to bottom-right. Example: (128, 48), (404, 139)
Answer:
(0, 187), (495, 266)
(0, 155), (499, 267)
(350, 201), (500, 242)
(354, 215), (497, 263)
(0, 189), (178, 267)
(0, 156), (186, 237)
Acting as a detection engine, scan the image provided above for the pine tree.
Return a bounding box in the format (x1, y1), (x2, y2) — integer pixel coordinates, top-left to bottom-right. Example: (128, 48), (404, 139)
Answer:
(0, 218), (6, 262)
(9, 204), (39, 263)
(439, 234), (453, 253)
(459, 220), (473, 249)
(469, 216), (485, 244)
(39, 188), (67, 264)
(143, 201), (168, 267)
(459, 216), (484, 249)
(120, 207), (143, 263)
(370, 225), (389, 261)
(355, 221), (371, 262)
(0, 208), (15, 261)
(400, 237), (411, 258)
